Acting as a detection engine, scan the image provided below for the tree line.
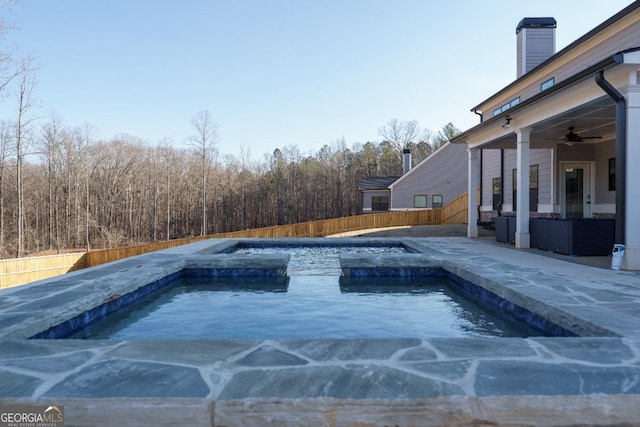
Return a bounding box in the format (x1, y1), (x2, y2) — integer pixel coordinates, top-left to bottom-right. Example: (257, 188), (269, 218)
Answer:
(0, 109), (458, 258)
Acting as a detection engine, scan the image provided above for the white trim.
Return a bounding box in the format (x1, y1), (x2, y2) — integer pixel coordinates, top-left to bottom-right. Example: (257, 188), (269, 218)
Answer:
(515, 128), (532, 248)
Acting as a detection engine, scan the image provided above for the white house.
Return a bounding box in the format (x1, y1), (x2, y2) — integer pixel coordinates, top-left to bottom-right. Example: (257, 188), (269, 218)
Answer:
(451, 4), (640, 270)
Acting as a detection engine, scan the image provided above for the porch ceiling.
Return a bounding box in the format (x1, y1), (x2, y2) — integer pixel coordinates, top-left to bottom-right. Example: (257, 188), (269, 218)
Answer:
(482, 95), (616, 149)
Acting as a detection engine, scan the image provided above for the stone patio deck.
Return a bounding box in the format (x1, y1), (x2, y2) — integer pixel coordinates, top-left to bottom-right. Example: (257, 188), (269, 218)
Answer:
(1, 237), (639, 426)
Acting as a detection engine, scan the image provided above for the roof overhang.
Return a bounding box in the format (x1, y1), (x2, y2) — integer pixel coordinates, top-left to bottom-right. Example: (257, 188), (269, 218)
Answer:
(449, 51), (640, 150)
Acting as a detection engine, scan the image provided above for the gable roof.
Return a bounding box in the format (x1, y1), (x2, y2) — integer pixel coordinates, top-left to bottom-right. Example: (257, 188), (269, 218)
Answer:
(471, 2), (640, 114)
(389, 141), (463, 189)
(358, 176), (400, 191)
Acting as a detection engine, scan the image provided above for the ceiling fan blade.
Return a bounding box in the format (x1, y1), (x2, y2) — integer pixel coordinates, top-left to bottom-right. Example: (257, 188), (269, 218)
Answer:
(545, 127), (603, 142)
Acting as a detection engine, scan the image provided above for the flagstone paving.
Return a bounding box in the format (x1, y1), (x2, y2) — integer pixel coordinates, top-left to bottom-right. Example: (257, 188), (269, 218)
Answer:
(1, 237), (639, 426)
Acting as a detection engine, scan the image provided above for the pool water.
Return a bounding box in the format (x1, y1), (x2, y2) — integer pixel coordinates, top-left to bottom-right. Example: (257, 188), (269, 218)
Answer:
(233, 245), (409, 275)
(71, 274), (540, 339)
(67, 245), (542, 339)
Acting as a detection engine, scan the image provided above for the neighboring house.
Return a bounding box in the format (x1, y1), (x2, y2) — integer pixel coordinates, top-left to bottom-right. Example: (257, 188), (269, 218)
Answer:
(450, 4), (640, 270)
(359, 143), (468, 212)
(389, 142), (468, 210)
(359, 176), (399, 212)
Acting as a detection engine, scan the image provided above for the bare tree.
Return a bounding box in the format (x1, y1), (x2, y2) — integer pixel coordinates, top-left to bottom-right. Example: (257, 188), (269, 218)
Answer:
(39, 112), (65, 252)
(158, 138), (175, 241)
(378, 118), (419, 154)
(13, 57), (37, 257)
(188, 110), (218, 235)
(0, 120), (11, 258)
(77, 124), (95, 250)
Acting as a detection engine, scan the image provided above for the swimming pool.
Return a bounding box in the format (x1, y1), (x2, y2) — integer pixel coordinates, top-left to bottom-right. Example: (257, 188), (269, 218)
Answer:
(3, 237), (637, 426)
(67, 245), (541, 339)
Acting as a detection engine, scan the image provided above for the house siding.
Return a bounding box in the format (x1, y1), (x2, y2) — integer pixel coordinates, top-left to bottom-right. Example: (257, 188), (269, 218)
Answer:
(557, 143), (595, 162)
(594, 139), (616, 206)
(481, 150), (501, 208)
(531, 149), (552, 208)
(504, 150), (516, 209)
(390, 143), (468, 209)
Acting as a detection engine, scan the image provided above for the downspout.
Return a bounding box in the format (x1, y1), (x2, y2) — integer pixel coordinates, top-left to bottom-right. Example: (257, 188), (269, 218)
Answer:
(479, 149), (483, 222)
(473, 109), (483, 123)
(499, 149), (504, 216)
(595, 69), (625, 244)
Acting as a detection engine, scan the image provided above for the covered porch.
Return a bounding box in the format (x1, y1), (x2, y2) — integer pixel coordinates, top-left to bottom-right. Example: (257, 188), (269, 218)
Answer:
(456, 53), (640, 270)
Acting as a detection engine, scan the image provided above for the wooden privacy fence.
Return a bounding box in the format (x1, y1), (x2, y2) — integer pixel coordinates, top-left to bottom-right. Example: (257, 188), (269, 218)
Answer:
(440, 192), (469, 225)
(0, 253), (87, 289)
(87, 192), (468, 267)
(84, 208), (444, 267)
(2, 192), (470, 287)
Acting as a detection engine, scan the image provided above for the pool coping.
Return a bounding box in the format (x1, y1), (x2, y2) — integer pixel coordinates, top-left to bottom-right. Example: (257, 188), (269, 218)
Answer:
(2, 237), (640, 426)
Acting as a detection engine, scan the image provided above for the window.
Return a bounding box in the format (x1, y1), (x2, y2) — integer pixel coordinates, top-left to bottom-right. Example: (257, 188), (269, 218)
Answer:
(512, 165), (539, 212)
(529, 164), (539, 212)
(414, 195), (427, 208)
(432, 195), (443, 209)
(492, 177), (502, 211)
(371, 196), (389, 211)
(493, 97), (521, 116)
(541, 77), (554, 91)
(512, 169), (517, 211)
(609, 158), (616, 191)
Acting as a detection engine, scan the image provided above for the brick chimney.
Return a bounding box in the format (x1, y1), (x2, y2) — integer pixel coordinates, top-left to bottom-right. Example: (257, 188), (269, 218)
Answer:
(403, 148), (411, 174)
(516, 17), (556, 78)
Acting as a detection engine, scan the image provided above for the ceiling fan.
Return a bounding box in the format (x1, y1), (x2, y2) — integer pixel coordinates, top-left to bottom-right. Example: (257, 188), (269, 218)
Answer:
(548, 127), (603, 146)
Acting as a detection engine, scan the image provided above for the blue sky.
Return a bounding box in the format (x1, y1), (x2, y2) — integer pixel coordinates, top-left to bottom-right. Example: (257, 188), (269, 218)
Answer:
(0, 0), (635, 159)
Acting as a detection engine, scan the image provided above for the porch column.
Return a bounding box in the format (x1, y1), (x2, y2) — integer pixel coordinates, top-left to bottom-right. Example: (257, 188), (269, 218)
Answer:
(624, 85), (640, 270)
(515, 128), (532, 248)
(467, 147), (479, 237)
